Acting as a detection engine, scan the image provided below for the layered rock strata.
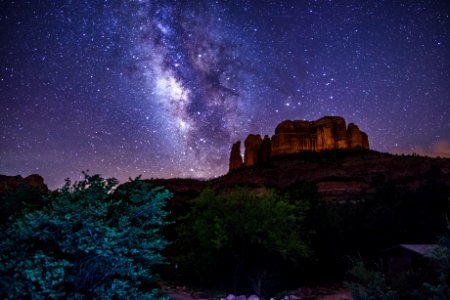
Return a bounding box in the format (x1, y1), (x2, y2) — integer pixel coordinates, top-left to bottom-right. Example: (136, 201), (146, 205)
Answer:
(229, 116), (369, 171)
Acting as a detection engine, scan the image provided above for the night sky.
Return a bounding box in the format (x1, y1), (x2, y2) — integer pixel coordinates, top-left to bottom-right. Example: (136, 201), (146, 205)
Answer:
(1, 1), (449, 189)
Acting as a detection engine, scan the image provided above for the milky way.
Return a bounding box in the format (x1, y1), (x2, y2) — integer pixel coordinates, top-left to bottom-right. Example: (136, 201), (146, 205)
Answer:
(131, 1), (249, 175)
(1, 1), (449, 188)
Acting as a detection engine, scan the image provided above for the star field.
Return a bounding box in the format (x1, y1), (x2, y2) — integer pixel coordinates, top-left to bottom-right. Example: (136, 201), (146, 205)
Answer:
(1, 1), (449, 188)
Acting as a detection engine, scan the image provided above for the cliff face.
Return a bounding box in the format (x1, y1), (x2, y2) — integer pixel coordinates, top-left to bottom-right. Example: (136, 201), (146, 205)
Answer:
(258, 135), (272, 164)
(229, 141), (243, 171)
(244, 134), (262, 167)
(229, 116), (369, 171)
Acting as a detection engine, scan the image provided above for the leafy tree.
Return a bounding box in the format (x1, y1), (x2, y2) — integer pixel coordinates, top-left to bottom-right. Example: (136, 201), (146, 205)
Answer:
(174, 187), (310, 296)
(0, 181), (45, 225)
(0, 173), (171, 299)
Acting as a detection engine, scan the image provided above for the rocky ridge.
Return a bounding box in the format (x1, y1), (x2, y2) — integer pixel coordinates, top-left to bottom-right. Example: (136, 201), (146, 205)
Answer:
(0, 174), (48, 194)
(229, 116), (369, 171)
(142, 151), (450, 205)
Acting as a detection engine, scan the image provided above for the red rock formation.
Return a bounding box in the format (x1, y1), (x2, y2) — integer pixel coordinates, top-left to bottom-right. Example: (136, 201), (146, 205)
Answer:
(272, 120), (305, 155)
(244, 134), (262, 167)
(229, 116), (370, 171)
(258, 135), (272, 164)
(347, 123), (366, 149)
(229, 141), (243, 171)
(0, 174), (48, 194)
(362, 132), (370, 149)
(25, 174), (48, 191)
(271, 116), (355, 156)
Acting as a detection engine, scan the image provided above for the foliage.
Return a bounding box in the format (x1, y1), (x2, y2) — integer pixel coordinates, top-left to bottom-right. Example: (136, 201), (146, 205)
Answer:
(174, 187), (311, 295)
(346, 202), (450, 300)
(346, 253), (450, 300)
(424, 219), (450, 299)
(346, 259), (398, 300)
(169, 178), (448, 293)
(0, 173), (171, 299)
(0, 181), (45, 224)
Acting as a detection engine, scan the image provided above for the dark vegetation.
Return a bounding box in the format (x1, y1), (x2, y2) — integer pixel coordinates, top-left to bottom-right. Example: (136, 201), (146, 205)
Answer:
(0, 180), (45, 225)
(0, 173), (171, 299)
(1, 152), (449, 298)
(161, 179), (449, 297)
(171, 187), (312, 295)
(346, 218), (450, 299)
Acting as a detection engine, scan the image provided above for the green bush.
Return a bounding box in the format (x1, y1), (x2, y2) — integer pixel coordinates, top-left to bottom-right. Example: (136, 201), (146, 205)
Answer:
(346, 259), (398, 300)
(174, 187), (311, 296)
(0, 173), (171, 299)
(0, 181), (45, 224)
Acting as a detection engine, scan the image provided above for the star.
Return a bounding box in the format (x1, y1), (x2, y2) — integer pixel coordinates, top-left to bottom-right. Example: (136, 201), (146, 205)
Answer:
(0, 0), (449, 188)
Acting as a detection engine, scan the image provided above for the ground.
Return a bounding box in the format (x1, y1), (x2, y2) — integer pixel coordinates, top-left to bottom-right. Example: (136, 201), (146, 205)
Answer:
(167, 285), (352, 300)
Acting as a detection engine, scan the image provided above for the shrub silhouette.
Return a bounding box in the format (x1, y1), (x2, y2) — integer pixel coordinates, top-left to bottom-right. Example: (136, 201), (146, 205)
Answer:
(174, 187), (311, 296)
(0, 173), (171, 299)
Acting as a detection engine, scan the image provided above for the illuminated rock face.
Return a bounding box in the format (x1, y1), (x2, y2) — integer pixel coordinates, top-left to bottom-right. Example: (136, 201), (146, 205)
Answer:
(347, 123), (369, 150)
(272, 116), (352, 156)
(244, 134), (262, 167)
(229, 116), (370, 171)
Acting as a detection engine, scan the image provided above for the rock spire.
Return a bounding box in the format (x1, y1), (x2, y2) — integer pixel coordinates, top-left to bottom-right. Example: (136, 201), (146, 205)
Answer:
(229, 116), (370, 171)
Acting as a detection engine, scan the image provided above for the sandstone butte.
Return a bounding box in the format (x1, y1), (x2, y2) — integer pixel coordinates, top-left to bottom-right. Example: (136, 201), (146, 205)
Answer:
(229, 116), (369, 171)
